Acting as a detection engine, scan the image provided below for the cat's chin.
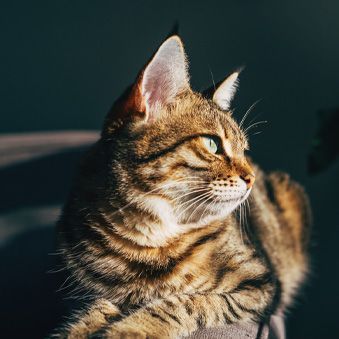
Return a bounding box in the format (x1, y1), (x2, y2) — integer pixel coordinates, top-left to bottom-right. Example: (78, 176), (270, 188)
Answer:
(201, 190), (252, 221)
(177, 192), (251, 227)
(207, 201), (239, 219)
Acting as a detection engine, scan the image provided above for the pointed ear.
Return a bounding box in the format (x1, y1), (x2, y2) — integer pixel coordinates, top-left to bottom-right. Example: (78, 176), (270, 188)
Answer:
(105, 35), (190, 131)
(203, 70), (241, 110)
(141, 35), (190, 121)
(213, 71), (240, 110)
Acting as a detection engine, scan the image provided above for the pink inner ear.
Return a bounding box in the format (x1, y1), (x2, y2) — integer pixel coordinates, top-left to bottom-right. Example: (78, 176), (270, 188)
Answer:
(143, 61), (173, 112)
(104, 36), (190, 130)
(141, 36), (190, 120)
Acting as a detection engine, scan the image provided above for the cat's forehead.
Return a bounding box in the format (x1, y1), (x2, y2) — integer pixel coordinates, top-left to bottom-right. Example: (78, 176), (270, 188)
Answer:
(132, 93), (247, 155)
(174, 94), (246, 144)
(135, 95), (247, 149)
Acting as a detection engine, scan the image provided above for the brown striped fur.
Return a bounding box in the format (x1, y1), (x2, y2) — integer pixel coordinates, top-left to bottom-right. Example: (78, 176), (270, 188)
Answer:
(53, 36), (311, 338)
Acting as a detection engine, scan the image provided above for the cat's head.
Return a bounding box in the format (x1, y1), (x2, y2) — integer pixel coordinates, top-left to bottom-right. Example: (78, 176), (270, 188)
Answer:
(101, 36), (255, 229)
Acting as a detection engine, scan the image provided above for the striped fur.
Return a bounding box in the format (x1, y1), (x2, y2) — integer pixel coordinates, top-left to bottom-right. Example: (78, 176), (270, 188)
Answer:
(53, 36), (311, 338)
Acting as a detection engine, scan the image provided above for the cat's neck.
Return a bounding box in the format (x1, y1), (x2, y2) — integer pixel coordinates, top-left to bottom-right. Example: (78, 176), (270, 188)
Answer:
(101, 195), (231, 248)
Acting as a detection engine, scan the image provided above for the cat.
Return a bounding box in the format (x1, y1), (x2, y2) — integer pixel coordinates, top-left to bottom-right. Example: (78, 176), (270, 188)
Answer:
(54, 35), (311, 338)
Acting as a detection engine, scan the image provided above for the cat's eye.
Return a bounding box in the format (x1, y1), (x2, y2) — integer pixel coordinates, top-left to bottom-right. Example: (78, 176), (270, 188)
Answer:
(202, 137), (222, 155)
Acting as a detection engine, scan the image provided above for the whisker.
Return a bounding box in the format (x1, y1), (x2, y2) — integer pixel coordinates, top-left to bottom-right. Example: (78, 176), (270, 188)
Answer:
(244, 120), (267, 133)
(176, 191), (212, 216)
(176, 191), (212, 221)
(244, 199), (251, 237)
(244, 112), (262, 128)
(170, 187), (210, 203)
(209, 66), (216, 90)
(142, 185), (208, 206)
(200, 195), (217, 220)
(174, 189), (210, 210)
(109, 178), (207, 215)
(239, 100), (261, 128)
(250, 131), (263, 136)
(242, 202), (247, 242)
(239, 203), (244, 246)
(186, 192), (213, 223)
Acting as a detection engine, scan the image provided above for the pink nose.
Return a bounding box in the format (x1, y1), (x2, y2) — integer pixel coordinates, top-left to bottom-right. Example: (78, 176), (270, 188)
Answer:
(241, 174), (255, 189)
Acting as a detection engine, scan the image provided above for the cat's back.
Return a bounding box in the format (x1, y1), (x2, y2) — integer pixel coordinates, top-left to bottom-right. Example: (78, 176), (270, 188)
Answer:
(248, 164), (311, 308)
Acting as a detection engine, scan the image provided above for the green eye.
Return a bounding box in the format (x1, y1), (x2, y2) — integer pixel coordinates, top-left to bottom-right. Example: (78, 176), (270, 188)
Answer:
(202, 137), (220, 154)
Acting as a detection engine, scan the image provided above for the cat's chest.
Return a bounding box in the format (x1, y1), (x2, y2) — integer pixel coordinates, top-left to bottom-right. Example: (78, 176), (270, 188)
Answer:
(109, 228), (258, 305)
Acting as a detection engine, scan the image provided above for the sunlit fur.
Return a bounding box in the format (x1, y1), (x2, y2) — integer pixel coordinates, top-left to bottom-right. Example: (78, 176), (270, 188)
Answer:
(54, 37), (311, 338)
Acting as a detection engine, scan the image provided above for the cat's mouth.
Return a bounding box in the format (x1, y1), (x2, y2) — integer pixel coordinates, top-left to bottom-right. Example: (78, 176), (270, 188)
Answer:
(212, 189), (251, 203)
(214, 197), (243, 203)
(175, 189), (251, 224)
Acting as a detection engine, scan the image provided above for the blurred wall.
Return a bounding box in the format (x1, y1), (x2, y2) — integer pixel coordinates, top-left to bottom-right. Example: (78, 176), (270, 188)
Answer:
(1, 1), (339, 338)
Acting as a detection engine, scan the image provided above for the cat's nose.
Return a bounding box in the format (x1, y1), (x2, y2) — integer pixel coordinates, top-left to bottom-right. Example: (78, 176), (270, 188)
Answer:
(240, 174), (255, 189)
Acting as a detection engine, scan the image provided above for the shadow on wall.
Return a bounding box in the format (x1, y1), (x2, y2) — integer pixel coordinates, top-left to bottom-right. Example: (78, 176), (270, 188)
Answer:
(0, 148), (89, 338)
(0, 227), (65, 338)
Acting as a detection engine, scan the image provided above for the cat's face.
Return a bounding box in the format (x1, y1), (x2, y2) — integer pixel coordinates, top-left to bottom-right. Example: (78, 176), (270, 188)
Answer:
(103, 36), (255, 227)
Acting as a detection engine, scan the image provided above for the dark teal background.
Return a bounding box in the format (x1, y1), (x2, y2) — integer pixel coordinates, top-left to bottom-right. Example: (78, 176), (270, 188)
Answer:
(2, 1), (339, 179)
(1, 1), (339, 338)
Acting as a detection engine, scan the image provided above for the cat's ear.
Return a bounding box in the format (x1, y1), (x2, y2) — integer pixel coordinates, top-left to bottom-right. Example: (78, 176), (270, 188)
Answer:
(203, 70), (241, 110)
(106, 35), (190, 130)
(140, 35), (190, 121)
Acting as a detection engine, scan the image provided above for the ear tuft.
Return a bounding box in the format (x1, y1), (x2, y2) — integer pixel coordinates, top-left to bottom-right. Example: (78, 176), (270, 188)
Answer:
(167, 21), (180, 38)
(212, 69), (242, 110)
(141, 35), (190, 121)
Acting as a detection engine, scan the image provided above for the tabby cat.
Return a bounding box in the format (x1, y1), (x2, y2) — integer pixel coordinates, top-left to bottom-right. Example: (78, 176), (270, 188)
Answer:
(54, 35), (311, 338)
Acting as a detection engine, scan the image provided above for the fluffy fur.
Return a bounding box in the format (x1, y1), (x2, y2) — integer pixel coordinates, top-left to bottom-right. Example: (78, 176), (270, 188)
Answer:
(54, 36), (311, 338)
